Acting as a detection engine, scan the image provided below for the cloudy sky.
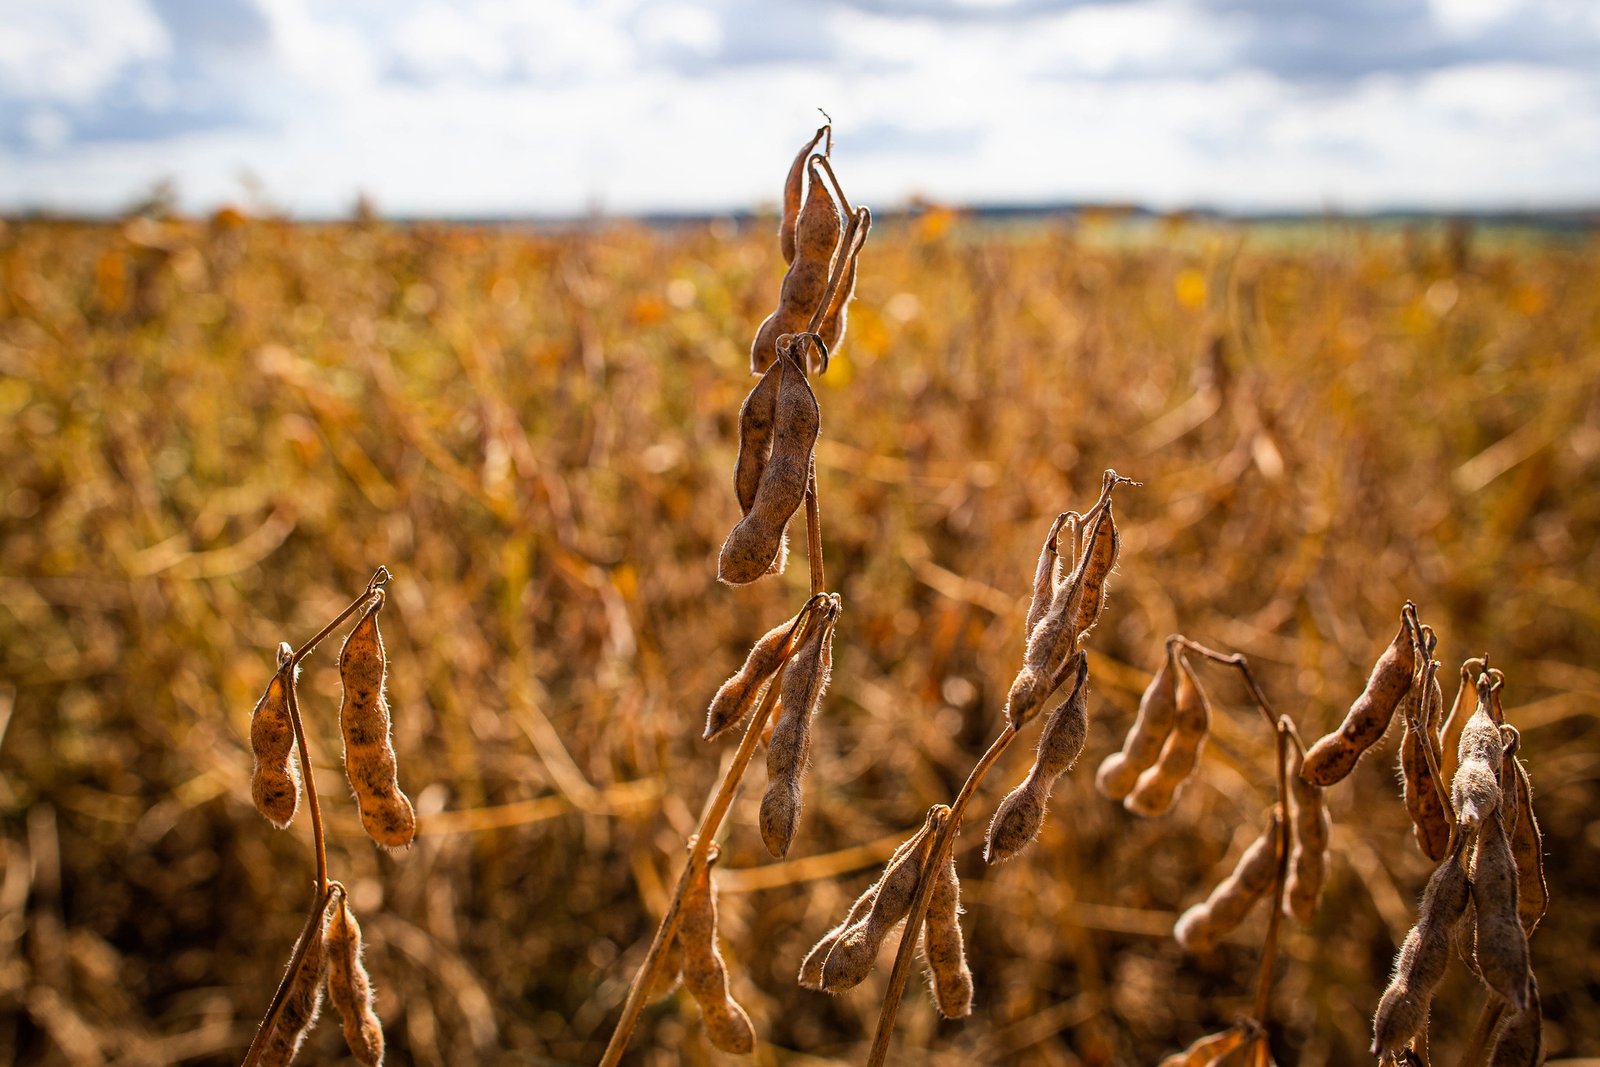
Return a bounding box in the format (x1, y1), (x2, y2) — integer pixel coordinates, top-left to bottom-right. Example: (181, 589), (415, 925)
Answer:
(2, 0), (1598, 217)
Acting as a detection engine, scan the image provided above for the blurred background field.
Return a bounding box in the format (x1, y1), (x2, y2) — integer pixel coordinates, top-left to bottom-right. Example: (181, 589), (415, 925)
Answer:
(1, 209), (1598, 1066)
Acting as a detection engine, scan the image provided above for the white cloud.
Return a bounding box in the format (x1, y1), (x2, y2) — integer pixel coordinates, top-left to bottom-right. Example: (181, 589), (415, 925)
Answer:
(0, 0), (169, 104)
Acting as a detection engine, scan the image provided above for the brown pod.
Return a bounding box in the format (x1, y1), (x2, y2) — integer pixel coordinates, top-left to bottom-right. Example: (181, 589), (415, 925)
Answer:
(718, 341), (821, 584)
(1006, 514), (1095, 728)
(799, 880), (879, 990)
(921, 847), (972, 1019)
(816, 207), (871, 367)
(1489, 974), (1544, 1067)
(1024, 513), (1070, 639)
(1285, 746), (1331, 924)
(339, 591), (417, 849)
(1401, 659), (1452, 861)
(1371, 843), (1472, 1057)
(251, 642), (300, 829)
(327, 894), (384, 1066)
(1125, 655), (1210, 817)
(751, 160), (842, 375)
(1173, 813), (1281, 952)
(1507, 757), (1547, 936)
(1453, 674), (1504, 831)
(821, 806), (946, 993)
(649, 936), (686, 1001)
(760, 602), (836, 858)
(779, 126), (828, 265)
(1097, 644), (1178, 801)
(679, 847), (755, 1054)
(1440, 656), (1488, 785)
(1471, 812), (1531, 1011)
(733, 357), (784, 516)
(705, 608), (804, 742)
(1070, 497), (1120, 640)
(1301, 618), (1414, 786)
(259, 896), (333, 1067)
(985, 655), (1089, 863)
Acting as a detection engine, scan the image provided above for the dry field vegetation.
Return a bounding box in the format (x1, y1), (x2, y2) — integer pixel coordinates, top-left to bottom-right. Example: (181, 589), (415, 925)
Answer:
(1, 190), (1598, 1067)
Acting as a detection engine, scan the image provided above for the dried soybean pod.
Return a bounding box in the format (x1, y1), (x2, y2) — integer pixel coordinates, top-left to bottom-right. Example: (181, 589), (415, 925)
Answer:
(1489, 974), (1544, 1067)
(1070, 496), (1120, 640)
(985, 654), (1088, 863)
(1097, 643), (1178, 801)
(1005, 512), (1096, 728)
(1173, 813), (1281, 952)
(1401, 659), (1452, 861)
(816, 207), (871, 367)
(799, 880), (880, 990)
(821, 806), (946, 992)
(1125, 655), (1210, 817)
(779, 126), (828, 265)
(1285, 745), (1330, 924)
(760, 600), (837, 858)
(1158, 1025), (1250, 1067)
(1472, 811), (1531, 1011)
(259, 896), (333, 1067)
(326, 893), (384, 1066)
(733, 358), (784, 515)
(719, 341), (821, 584)
(1025, 513), (1070, 639)
(1507, 757), (1547, 936)
(1440, 656), (1487, 785)
(251, 642), (300, 829)
(649, 936), (685, 1001)
(339, 591), (416, 850)
(705, 606), (806, 741)
(1371, 841), (1473, 1058)
(1453, 673), (1504, 831)
(678, 847), (755, 1054)
(751, 161), (842, 375)
(1301, 616), (1415, 786)
(921, 847), (972, 1019)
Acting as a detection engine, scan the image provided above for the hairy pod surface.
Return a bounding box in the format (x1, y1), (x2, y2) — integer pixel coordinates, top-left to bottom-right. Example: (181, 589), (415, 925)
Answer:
(1301, 619), (1414, 786)
(705, 609), (802, 741)
(1173, 813), (1280, 952)
(1097, 645), (1178, 801)
(1024, 514), (1070, 639)
(821, 806), (945, 992)
(1401, 660), (1452, 861)
(1454, 678), (1504, 831)
(921, 847), (973, 1018)
(250, 645), (300, 829)
(1285, 748), (1330, 924)
(1070, 498), (1119, 640)
(719, 345), (820, 584)
(680, 848), (755, 1054)
(799, 880), (879, 990)
(751, 161), (841, 375)
(259, 897), (333, 1067)
(1471, 813), (1531, 1011)
(327, 894), (384, 1066)
(817, 207), (871, 367)
(339, 592), (416, 849)
(1371, 843), (1471, 1056)
(760, 605), (835, 858)
(985, 655), (1089, 863)
(1489, 974), (1544, 1067)
(1125, 655), (1210, 817)
(1440, 656), (1487, 785)
(733, 358), (783, 516)
(778, 127), (827, 265)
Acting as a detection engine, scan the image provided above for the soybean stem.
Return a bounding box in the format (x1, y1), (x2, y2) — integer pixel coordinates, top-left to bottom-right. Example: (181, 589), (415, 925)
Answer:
(240, 883), (339, 1067)
(287, 567), (389, 670)
(1173, 637), (1304, 751)
(805, 463), (825, 597)
(866, 723), (1019, 1067)
(1252, 720), (1291, 1028)
(599, 600), (825, 1067)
